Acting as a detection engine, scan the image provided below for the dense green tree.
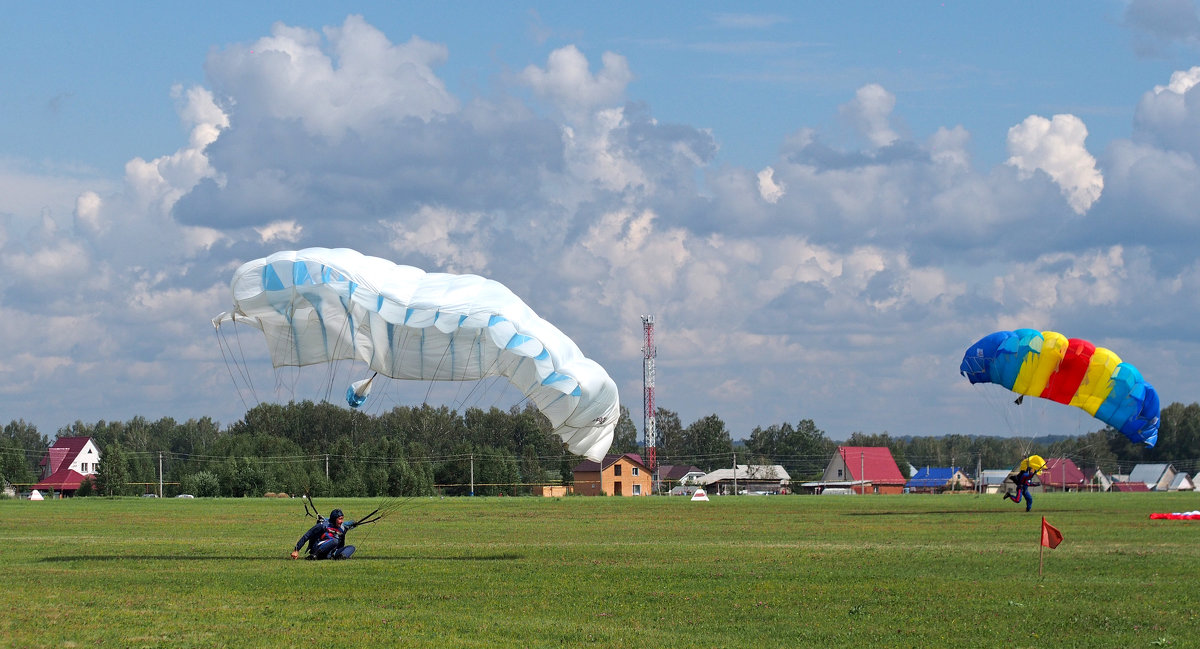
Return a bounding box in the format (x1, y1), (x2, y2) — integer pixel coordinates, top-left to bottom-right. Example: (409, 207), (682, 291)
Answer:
(519, 446), (542, 495)
(0, 444), (35, 487)
(683, 414), (733, 471)
(2, 420), (47, 484)
(180, 471), (221, 497)
(609, 405), (640, 455)
(476, 447), (520, 496)
(74, 476), (95, 497)
(746, 419), (836, 480)
(653, 408), (685, 463)
(93, 442), (130, 496)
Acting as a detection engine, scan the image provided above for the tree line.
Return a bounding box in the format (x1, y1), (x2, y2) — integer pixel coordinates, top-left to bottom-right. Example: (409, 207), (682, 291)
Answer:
(3, 400), (1198, 496)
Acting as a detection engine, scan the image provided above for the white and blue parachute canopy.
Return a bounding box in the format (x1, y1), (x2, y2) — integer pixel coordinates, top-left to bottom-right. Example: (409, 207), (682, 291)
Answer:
(212, 247), (618, 461)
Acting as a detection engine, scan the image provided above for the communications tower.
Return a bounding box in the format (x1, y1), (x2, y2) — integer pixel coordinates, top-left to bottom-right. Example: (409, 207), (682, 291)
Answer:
(641, 315), (657, 470)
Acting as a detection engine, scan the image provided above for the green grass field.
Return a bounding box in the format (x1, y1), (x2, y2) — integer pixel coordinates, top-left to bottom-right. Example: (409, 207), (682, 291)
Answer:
(3, 492), (1198, 648)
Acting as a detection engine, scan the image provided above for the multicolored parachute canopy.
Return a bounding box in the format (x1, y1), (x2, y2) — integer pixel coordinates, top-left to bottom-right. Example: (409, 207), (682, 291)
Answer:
(960, 329), (1159, 447)
(1018, 454), (1046, 474)
(213, 248), (619, 461)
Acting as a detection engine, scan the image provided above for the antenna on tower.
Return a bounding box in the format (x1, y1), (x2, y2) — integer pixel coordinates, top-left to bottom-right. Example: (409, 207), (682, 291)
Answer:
(641, 315), (657, 471)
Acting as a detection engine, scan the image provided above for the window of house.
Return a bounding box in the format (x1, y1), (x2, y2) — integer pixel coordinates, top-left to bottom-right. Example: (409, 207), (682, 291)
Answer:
(632, 467), (639, 476)
(613, 464), (622, 476)
(633, 484), (642, 495)
(837, 469), (843, 478)
(80, 463), (87, 472)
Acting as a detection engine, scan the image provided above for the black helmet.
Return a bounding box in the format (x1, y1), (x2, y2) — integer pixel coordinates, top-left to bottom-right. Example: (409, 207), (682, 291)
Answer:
(329, 509), (343, 520)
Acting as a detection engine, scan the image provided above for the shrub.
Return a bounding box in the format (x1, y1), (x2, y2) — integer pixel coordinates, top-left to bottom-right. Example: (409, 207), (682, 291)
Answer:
(180, 471), (220, 497)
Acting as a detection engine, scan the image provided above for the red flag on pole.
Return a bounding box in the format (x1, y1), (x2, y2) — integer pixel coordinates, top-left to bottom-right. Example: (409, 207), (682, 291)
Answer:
(1041, 516), (1063, 549)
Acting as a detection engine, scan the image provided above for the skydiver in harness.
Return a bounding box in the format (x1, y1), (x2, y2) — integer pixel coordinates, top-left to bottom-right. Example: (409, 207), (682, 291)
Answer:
(291, 509), (358, 560)
(1003, 467), (1039, 512)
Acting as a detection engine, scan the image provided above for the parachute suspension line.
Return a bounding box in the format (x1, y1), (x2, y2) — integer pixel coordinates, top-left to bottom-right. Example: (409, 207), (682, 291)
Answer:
(452, 329), (526, 417)
(421, 322), (484, 415)
(976, 383), (1037, 462)
(232, 321), (263, 405)
(444, 328), (477, 414)
(215, 323), (255, 414)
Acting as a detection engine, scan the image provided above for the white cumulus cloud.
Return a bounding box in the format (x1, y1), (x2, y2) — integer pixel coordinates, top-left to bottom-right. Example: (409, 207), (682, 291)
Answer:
(1006, 114), (1103, 214)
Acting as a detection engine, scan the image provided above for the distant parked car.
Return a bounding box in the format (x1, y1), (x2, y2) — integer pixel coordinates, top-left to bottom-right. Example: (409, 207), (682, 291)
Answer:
(141, 493), (158, 497)
(175, 494), (195, 498)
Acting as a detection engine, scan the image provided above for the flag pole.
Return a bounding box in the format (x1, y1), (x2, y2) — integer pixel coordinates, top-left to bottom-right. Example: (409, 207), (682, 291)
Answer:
(1038, 516), (1047, 578)
(1038, 534), (1044, 578)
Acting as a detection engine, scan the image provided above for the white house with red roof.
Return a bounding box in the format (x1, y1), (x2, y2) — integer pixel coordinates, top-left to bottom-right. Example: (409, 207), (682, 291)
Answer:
(801, 446), (907, 494)
(32, 436), (100, 496)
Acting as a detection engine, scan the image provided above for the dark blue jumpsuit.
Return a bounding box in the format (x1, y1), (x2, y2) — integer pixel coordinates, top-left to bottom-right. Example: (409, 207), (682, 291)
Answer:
(294, 518), (357, 559)
(1005, 469), (1035, 511)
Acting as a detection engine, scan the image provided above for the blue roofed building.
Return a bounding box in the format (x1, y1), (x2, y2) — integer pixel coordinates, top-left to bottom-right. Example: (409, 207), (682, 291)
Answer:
(905, 466), (974, 494)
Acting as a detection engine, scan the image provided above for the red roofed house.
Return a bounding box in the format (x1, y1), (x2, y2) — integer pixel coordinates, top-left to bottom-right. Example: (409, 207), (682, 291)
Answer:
(33, 436), (100, 496)
(817, 446), (907, 494)
(1040, 457), (1087, 492)
(571, 453), (651, 496)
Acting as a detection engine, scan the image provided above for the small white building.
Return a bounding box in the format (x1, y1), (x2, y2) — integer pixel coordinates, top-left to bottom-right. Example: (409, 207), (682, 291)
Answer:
(978, 470), (1013, 494)
(699, 465), (791, 495)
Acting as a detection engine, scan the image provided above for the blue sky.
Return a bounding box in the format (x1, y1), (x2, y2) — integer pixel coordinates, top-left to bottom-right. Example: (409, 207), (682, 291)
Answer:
(3, 1), (1200, 447)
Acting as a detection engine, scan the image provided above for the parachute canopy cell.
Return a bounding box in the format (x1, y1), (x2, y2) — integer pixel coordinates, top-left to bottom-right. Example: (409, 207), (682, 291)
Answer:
(959, 329), (1159, 447)
(213, 248), (619, 461)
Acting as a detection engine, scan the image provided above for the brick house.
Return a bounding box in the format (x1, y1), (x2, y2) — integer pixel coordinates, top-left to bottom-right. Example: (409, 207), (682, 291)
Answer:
(571, 453), (651, 496)
(32, 436), (101, 496)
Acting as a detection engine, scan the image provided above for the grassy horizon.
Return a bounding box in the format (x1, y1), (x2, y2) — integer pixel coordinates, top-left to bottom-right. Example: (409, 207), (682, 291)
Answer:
(4, 492), (1198, 648)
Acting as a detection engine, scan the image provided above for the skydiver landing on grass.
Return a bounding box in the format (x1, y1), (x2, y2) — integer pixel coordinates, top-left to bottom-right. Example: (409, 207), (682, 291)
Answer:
(290, 509), (358, 560)
(1003, 468), (1038, 512)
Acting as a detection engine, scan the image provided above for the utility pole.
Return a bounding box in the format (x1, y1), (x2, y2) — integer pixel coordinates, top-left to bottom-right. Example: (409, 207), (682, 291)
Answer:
(158, 452), (163, 498)
(470, 454), (475, 497)
(325, 454), (329, 480)
(976, 454), (982, 494)
(732, 452), (737, 495)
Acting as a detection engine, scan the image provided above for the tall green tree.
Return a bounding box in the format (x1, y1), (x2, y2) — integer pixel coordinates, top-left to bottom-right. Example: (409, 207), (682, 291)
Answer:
(609, 405), (639, 454)
(93, 442), (130, 496)
(3, 420), (47, 483)
(653, 408), (685, 463)
(684, 414), (733, 471)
